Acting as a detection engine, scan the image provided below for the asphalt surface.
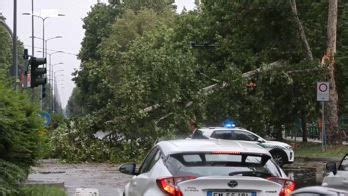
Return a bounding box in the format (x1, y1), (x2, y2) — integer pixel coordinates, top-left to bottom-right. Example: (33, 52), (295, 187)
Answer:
(26, 159), (131, 196)
(27, 158), (326, 196)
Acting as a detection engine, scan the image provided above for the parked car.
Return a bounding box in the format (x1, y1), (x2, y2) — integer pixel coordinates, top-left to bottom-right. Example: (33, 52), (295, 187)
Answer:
(323, 153), (348, 190)
(196, 127), (294, 166)
(119, 139), (295, 196)
(291, 186), (348, 196)
(291, 153), (348, 196)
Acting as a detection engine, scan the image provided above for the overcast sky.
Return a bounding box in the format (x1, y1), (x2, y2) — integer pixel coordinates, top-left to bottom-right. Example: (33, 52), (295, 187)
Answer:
(0, 0), (195, 109)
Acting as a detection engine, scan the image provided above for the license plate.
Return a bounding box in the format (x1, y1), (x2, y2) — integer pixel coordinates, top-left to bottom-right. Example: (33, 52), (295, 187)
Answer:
(207, 192), (256, 196)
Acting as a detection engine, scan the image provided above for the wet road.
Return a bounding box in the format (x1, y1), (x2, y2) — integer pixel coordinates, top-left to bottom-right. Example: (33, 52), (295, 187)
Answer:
(27, 159), (328, 196)
(27, 159), (131, 196)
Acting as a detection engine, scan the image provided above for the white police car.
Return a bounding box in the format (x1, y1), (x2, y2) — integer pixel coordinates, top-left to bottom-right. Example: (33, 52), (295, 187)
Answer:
(119, 139), (296, 196)
(195, 126), (294, 166)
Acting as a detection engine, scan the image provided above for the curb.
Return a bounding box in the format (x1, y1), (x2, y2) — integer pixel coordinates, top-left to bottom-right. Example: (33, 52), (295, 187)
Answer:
(24, 180), (65, 189)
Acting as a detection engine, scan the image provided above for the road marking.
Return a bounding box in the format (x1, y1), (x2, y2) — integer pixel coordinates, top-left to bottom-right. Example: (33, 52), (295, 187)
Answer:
(74, 188), (99, 196)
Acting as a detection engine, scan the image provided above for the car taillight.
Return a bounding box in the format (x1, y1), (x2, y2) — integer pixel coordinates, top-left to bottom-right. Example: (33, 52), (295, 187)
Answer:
(267, 177), (296, 196)
(156, 176), (196, 196)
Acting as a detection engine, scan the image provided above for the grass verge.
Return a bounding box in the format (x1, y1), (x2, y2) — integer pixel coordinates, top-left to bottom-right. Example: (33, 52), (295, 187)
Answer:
(20, 185), (66, 196)
(293, 142), (347, 159)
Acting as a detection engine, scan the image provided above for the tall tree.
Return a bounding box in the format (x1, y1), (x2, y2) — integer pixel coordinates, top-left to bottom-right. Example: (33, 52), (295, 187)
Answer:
(324, 0), (339, 143)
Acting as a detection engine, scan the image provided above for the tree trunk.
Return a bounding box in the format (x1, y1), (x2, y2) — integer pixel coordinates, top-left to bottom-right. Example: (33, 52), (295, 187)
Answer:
(325, 0), (339, 144)
(301, 110), (308, 142)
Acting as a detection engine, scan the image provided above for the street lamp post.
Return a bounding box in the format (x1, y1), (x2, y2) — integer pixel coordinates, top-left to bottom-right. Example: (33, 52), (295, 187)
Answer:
(13, 0), (18, 90)
(53, 70), (64, 113)
(22, 12), (64, 110)
(22, 13), (64, 57)
(37, 49), (63, 112)
(50, 62), (63, 112)
(54, 80), (64, 114)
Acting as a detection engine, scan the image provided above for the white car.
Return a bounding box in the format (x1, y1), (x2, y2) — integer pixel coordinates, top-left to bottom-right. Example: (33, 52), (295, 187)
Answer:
(291, 153), (348, 196)
(119, 139), (296, 196)
(291, 186), (348, 196)
(195, 127), (294, 166)
(323, 153), (348, 190)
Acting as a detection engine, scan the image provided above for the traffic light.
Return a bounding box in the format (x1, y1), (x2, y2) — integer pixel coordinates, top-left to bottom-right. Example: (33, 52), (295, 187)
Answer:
(23, 49), (29, 60)
(29, 57), (47, 88)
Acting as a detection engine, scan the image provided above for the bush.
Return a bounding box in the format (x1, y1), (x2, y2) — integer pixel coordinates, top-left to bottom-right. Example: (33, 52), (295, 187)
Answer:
(0, 159), (27, 195)
(0, 83), (43, 194)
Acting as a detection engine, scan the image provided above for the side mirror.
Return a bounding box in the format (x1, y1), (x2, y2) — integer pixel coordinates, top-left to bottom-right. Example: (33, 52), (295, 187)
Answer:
(326, 162), (337, 175)
(119, 163), (137, 175)
(258, 138), (265, 143)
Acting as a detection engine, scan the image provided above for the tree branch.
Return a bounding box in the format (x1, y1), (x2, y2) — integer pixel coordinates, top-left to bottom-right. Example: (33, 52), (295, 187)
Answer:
(142, 61), (285, 114)
(289, 0), (313, 61)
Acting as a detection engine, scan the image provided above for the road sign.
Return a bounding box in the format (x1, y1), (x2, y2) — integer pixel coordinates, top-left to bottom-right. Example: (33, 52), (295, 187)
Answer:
(317, 82), (329, 101)
(40, 112), (51, 127)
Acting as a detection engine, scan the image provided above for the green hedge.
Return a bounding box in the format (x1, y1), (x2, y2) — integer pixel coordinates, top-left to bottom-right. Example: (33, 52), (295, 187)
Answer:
(0, 82), (43, 194)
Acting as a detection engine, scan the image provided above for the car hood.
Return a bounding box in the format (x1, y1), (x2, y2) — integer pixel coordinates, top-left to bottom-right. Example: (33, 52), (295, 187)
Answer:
(322, 171), (348, 190)
(260, 141), (291, 149)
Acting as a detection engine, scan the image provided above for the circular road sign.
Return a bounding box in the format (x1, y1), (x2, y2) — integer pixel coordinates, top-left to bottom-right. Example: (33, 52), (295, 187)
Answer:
(41, 112), (51, 127)
(317, 82), (329, 101)
(319, 83), (328, 92)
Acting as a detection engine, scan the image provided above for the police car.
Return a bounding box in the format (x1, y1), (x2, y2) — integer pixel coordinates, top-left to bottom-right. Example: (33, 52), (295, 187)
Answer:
(196, 126), (294, 166)
(119, 139), (295, 196)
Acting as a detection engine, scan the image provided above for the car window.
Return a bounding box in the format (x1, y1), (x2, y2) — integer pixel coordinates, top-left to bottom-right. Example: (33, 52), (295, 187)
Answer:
(138, 147), (161, 174)
(165, 152), (282, 178)
(211, 130), (233, 139)
(233, 130), (258, 141)
(338, 154), (348, 171)
(192, 130), (208, 139)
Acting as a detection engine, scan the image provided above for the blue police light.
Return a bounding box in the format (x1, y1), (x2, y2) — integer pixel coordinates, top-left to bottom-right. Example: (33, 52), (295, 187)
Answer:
(224, 123), (235, 128)
(223, 119), (236, 128)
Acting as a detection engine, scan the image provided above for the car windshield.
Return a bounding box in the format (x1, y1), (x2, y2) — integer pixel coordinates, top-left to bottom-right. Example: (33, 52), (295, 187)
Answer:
(165, 152), (282, 178)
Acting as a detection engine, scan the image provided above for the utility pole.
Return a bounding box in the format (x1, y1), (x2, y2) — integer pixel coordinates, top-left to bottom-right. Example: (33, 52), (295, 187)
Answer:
(31, 0), (34, 56)
(13, 0), (18, 90)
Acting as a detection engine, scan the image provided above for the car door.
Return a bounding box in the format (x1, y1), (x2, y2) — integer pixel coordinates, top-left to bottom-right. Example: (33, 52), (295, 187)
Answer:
(128, 147), (161, 196)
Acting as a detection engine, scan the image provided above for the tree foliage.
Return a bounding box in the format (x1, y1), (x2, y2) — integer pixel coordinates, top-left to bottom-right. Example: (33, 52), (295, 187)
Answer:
(0, 23), (43, 194)
(0, 26), (12, 80)
(65, 0), (348, 162)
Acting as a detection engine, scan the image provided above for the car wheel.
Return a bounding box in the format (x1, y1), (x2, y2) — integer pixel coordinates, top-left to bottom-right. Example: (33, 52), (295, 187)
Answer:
(271, 150), (286, 166)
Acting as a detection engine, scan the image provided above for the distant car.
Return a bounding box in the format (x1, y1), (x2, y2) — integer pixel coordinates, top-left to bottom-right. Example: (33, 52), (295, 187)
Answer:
(291, 186), (348, 196)
(196, 127), (294, 166)
(119, 139), (296, 196)
(323, 153), (348, 190)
